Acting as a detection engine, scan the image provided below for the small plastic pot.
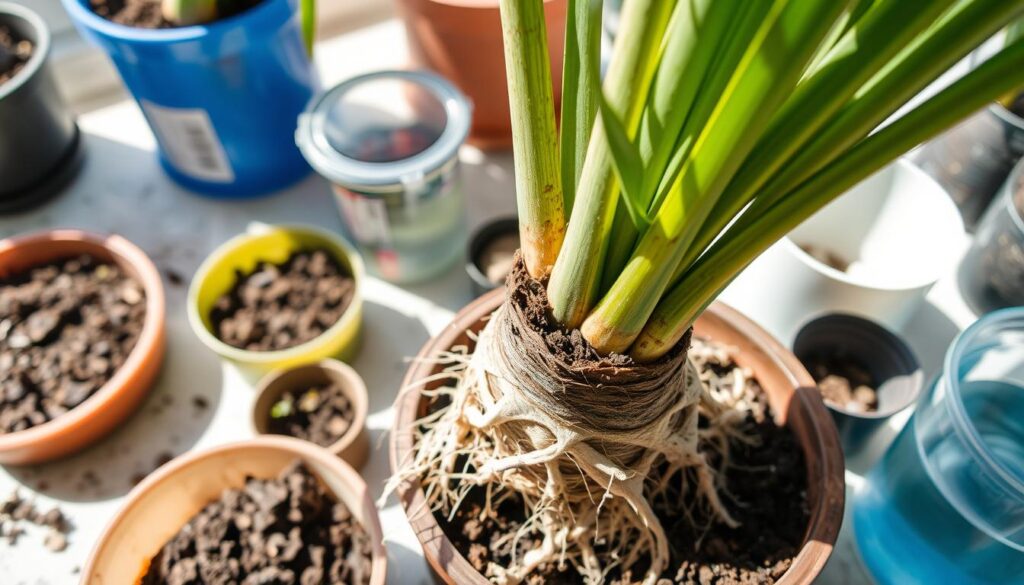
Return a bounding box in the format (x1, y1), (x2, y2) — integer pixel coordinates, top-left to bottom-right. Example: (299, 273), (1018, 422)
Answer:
(0, 230), (166, 464)
(466, 217), (519, 297)
(0, 2), (82, 213)
(188, 224), (364, 373)
(61, 0), (317, 198)
(252, 359), (370, 470)
(792, 313), (924, 459)
(82, 436), (387, 585)
(960, 157), (1024, 311)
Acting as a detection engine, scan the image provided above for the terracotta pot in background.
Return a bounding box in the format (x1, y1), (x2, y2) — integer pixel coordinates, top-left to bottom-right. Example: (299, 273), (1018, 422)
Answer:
(0, 230), (166, 464)
(390, 289), (845, 584)
(82, 437), (387, 585)
(396, 0), (567, 149)
(252, 359), (371, 470)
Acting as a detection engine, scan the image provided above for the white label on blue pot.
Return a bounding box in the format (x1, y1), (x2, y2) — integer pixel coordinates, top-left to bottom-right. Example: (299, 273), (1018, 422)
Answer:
(141, 101), (234, 183)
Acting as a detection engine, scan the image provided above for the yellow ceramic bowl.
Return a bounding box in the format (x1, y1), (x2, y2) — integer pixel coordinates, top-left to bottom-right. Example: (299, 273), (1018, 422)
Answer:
(188, 224), (364, 372)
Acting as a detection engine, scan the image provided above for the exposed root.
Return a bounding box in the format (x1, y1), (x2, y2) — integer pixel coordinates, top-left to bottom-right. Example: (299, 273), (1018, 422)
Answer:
(386, 266), (760, 584)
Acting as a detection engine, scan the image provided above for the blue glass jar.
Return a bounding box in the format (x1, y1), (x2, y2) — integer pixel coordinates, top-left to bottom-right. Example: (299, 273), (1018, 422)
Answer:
(853, 308), (1024, 584)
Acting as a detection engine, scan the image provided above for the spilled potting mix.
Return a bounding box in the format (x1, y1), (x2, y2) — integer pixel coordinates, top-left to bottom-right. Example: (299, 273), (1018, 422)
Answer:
(0, 24), (31, 86)
(139, 461), (372, 585)
(210, 249), (354, 352)
(268, 382), (354, 448)
(0, 255), (145, 433)
(89, 0), (263, 29)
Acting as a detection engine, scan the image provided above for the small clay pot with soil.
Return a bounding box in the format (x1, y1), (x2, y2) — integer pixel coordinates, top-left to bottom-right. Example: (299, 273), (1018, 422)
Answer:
(793, 313), (924, 459)
(0, 230), (165, 464)
(253, 360), (369, 470)
(467, 217), (520, 296)
(189, 225), (364, 372)
(0, 2), (82, 213)
(390, 289), (844, 585)
(83, 437), (387, 585)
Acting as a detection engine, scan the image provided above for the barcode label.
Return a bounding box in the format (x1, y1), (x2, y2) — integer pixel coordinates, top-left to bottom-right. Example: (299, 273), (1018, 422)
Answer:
(142, 101), (234, 183)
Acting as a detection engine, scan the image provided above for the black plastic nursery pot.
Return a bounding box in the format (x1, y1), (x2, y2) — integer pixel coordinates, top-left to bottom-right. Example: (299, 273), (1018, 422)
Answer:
(0, 2), (81, 214)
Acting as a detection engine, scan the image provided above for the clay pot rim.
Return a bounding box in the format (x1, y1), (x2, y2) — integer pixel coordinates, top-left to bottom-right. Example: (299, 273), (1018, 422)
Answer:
(0, 229), (166, 454)
(389, 289), (845, 584)
(82, 435), (388, 585)
(251, 359), (369, 459)
(187, 223), (365, 365)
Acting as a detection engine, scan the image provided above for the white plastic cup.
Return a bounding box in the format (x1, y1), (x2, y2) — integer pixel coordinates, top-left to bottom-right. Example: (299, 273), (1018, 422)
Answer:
(723, 159), (967, 345)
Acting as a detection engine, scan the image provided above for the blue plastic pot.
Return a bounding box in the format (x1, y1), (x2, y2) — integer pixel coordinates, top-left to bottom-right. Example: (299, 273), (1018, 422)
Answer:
(62, 0), (317, 198)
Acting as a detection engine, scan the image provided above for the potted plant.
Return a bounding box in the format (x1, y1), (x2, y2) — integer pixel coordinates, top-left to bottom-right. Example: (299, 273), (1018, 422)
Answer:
(0, 2), (81, 213)
(60, 0), (318, 198)
(388, 0), (1024, 583)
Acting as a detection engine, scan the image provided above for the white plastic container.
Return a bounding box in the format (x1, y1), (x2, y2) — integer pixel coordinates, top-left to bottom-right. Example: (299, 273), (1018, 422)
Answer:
(723, 160), (967, 344)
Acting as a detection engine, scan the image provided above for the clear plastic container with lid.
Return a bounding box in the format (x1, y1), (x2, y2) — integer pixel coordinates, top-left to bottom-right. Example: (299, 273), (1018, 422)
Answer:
(297, 71), (472, 283)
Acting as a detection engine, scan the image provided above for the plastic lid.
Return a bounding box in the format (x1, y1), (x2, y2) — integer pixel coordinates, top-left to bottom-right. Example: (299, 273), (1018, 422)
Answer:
(296, 70), (472, 190)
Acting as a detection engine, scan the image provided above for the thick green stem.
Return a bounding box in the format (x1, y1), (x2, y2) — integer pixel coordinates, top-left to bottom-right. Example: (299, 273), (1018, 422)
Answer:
(581, 0), (846, 354)
(545, 0), (675, 328)
(633, 37), (1024, 361)
(500, 0), (565, 279)
(559, 0), (603, 211)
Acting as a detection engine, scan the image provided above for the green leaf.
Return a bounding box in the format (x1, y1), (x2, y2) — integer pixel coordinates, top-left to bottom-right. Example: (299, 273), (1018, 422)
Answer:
(559, 0), (603, 210)
(161, 0), (217, 25)
(270, 399), (293, 419)
(598, 94), (648, 232)
(301, 0), (316, 57)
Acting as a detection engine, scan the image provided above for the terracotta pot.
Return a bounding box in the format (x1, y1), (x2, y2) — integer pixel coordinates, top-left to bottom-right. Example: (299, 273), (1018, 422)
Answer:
(395, 0), (567, 149)
(252, 359), (371, 470)
(390, 289), (845, 584)
(0, 229), (166, 464)
(83, 436), (387, 585)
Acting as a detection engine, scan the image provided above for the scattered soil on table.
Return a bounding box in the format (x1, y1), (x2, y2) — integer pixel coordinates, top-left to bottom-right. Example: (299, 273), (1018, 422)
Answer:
(0, 25), (32, 86)
(432, 337), (809, 584)
(267, 382), (355, 448)
(89, 0), (263, 29)
(803, 353), (878, 413)
(798, 242), (850, 272)
(476, 232), (520, 285)
(0, 490), (73, 552)
(140, 461), (373, 585)
(0, 255), (146, 433)
(210, 249), (355, 352)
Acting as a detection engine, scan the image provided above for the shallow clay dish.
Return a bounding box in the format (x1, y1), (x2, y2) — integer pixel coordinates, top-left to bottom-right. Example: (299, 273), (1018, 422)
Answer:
(82, 436), (387, 585)
(188, 224), (365, 373)
(390, 289), (845, 584)
(0, 229), (165, 465)
(253, 359), (370, 470)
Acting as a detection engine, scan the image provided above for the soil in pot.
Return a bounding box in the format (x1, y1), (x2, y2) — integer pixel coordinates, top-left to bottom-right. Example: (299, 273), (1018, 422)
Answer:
(210, 249), (355, 352)
(802, 353), (878, 413)
(437, 337), (809, 584)
(139, 460), (372, 585)
(797, 242), (850, 272)
(89, 0), (263, 29)
(0, 255), (146, 433)
(0, 24), (32, 86)
(267, 382), (354, 448)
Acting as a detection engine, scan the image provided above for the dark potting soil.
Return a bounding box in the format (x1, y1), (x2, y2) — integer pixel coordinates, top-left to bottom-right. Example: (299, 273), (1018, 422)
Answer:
(434, 343), (809, 585)
(0, 256), (146, 434)
(1, 490), (73, 552)
(0, 25), (32, 86)
(89, 0), (263, 29)
(210, 249), (355, 352)
(267, 382), (354, 448)
(797, 242), (850, 273)
(140, 461), (373, 585)
(804, 353), (878, 413)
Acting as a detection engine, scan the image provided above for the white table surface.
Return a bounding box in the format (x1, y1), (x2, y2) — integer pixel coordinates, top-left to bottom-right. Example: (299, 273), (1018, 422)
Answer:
(0, 18), (984, 585)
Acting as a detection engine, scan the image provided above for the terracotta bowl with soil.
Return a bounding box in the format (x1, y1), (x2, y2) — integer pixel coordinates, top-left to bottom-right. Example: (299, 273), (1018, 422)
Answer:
(253, 359), (370, 470)
(0, 229), (165, 465)
(390, 289), (845, 584)
(83, 436), (387, 585)
(188, 224), (364, 373)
